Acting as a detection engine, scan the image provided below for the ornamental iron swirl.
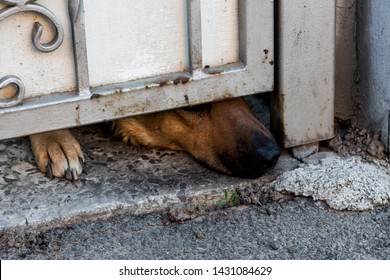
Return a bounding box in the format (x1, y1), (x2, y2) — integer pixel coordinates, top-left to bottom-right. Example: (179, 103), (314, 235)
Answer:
(0, 0), (64, 52)
(0, 0), (64, 107)
(0, 75), (25, 108)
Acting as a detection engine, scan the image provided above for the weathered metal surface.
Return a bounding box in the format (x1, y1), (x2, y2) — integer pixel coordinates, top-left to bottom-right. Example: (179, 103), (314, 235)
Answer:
(0, 0), (274, 140)
(335, 0), (356, 121)
(83, 0), (189, 87)
(273, 0), (335, 148)
(187, 0), (203, 71)
(201, 0), (239, 67)
(68, 0), (90, 96)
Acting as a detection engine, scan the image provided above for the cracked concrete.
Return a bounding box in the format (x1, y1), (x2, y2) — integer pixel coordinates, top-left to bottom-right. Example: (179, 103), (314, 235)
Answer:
(1, 125), (277, 228)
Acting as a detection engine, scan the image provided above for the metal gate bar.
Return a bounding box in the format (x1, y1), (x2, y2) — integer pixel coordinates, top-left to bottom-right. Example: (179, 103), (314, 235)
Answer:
(69, 0), (90, 96)
(187, 0), (203, 72)
(0, 0), (274, 140)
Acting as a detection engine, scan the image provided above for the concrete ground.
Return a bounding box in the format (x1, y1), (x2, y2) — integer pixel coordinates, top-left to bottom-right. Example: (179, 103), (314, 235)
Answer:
(0, 97), (389, 259)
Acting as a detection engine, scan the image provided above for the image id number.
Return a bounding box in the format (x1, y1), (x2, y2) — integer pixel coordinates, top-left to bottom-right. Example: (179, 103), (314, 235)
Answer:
(212, 266), (272, 276)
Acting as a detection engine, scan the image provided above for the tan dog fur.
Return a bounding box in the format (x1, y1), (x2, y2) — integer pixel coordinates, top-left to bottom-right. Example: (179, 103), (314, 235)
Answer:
(29, 98), (280, 179)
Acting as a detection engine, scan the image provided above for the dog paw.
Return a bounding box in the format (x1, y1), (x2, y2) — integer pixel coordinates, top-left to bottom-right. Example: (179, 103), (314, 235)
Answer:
(30, 129), (84, 180)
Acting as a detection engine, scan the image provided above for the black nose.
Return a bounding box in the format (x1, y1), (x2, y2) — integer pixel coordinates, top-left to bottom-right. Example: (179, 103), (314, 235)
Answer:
(256, 139), (281, 166)
(219, 132), (281, 179)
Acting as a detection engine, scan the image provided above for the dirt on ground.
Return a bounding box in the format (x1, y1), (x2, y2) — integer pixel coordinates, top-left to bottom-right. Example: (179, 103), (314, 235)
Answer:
(328, 119), (388, 163)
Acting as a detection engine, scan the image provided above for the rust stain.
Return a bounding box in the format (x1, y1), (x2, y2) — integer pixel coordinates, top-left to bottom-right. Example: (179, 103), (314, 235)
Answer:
(75, 105), (81, 126)
(91, 93), (101, 99)
(115, 107), (126, 116)
(263, 49), (269, 61)
(192, 46), (202, 67)
(173, 76), (190, 85)
(223, 91), (234, 99)
(207, 70), (223, 75)
(157, 80), (168, 87)
(184, 94), (189, 104)
(105, 100), (114, 107)
(212, 90), (234, 102)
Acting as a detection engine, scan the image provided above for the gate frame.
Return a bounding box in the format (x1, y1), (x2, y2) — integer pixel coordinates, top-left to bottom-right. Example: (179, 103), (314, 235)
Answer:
(0, 0), (274, 140)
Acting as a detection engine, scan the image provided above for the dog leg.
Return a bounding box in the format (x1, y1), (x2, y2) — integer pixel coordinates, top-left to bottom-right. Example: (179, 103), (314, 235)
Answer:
(30, 129), (84, 180)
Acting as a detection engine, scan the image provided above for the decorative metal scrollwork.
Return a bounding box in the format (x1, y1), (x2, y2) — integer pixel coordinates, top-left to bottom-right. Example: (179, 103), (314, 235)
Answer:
(0, 0), (64, 52)
(0, 75), (25, 108)
(0, 0), (64, 107)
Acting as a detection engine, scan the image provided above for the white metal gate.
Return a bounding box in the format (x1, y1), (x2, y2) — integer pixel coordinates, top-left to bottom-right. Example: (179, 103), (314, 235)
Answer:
(0, 0), (274, 140)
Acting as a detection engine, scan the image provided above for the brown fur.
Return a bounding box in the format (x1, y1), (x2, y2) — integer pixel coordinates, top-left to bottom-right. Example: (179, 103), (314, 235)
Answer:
(112, 98), (276, 175)
(29, 98), (280, 179)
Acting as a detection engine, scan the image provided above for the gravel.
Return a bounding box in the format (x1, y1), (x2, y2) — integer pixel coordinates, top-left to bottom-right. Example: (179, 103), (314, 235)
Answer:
(329, 120), (387, 161)
(272, 156), (390, 211)
(271, 121), (390, 211)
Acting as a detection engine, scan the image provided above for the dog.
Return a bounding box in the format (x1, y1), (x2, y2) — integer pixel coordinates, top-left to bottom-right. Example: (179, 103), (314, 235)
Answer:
(29, 97), (281, 180)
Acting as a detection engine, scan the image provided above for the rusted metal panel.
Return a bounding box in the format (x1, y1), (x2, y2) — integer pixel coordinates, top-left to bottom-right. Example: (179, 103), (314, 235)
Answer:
(0, 0), (274, 140)
(273, 0), (336, 148)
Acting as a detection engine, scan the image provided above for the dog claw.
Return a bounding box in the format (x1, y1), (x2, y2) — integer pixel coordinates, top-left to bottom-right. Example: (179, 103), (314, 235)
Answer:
(45, 164), (53, 179)
(30, 130), (84, 180)
(65, 169), (73, 181)
(71, 169), (79, 181)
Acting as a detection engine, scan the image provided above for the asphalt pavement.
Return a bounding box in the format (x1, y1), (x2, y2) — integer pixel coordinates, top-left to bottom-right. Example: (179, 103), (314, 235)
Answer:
(1, 198), (388, 259)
